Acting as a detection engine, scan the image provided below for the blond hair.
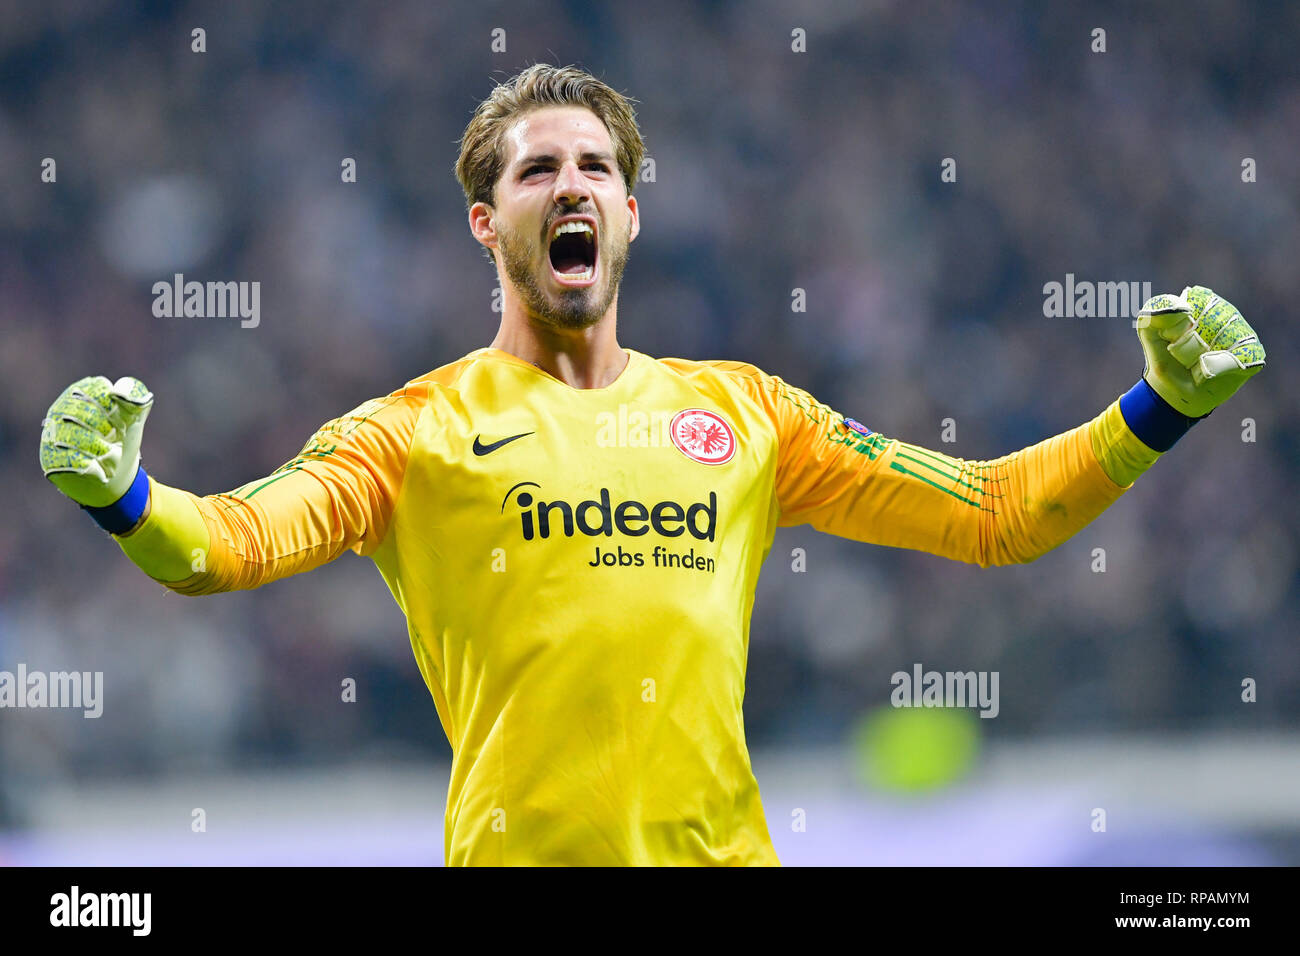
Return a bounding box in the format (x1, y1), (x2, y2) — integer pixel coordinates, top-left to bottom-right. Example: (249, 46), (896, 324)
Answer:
(455, 63), (645, 211)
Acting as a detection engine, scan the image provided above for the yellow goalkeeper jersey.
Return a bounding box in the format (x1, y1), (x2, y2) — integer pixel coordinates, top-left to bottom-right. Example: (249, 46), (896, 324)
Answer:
(130, 346), (1157, 865)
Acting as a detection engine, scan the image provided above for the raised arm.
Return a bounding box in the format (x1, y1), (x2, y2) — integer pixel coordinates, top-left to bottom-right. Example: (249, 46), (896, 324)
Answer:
(743, 285), (1264, 566)
(41, 377), (425, 593)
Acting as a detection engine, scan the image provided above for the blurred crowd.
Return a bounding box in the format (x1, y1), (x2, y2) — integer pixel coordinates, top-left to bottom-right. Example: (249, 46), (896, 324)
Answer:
(1, 0), (1296, 807)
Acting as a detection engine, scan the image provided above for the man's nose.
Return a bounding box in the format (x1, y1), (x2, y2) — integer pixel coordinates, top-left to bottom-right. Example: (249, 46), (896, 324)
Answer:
(552, 161), (589, 204)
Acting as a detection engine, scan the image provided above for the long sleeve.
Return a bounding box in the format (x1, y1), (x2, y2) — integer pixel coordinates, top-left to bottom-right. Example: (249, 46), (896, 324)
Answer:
(739, 369), (1160, 567)
(117, 384), (426, 594)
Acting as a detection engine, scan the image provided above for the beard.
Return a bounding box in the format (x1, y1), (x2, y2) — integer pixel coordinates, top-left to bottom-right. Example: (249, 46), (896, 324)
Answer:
(497, 219), (630, 331)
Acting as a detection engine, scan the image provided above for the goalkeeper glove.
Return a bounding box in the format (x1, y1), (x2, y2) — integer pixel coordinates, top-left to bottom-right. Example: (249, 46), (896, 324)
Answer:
(40, 375), (154, 534)
(1119, 286), (1265, 451)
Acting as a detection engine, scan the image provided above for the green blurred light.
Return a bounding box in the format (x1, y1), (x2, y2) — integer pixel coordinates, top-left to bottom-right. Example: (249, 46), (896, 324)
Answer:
(851, 704), (981, 793)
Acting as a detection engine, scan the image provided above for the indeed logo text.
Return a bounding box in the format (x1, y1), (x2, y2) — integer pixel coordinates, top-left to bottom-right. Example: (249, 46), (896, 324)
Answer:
(501, 483), (717, 542)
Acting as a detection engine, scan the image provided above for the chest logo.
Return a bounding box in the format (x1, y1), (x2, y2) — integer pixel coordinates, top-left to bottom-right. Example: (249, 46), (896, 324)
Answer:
(473, 432), (534, 456)
(669, 409), (736, 465)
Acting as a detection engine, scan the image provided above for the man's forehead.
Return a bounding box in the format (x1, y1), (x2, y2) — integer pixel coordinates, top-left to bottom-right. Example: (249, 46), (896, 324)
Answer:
(504, 106), (611, 163)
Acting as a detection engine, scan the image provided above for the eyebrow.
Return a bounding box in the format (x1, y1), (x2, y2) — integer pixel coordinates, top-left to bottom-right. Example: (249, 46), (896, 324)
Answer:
(514, 151), (615, 171)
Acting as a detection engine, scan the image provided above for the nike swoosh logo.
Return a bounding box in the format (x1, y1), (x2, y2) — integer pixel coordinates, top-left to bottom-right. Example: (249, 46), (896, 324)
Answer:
(473, 432), (534, 456)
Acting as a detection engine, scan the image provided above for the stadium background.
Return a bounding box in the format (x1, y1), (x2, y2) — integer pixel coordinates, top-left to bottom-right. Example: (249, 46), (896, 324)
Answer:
(1, 0), (1296, 864)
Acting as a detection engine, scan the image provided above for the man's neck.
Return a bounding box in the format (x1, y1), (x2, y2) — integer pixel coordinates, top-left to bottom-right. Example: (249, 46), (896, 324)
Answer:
(489, 314), (628, 389)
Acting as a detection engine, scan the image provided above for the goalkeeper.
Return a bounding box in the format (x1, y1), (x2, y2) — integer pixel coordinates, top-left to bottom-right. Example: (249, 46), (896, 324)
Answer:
(38, 65), (1265, 866)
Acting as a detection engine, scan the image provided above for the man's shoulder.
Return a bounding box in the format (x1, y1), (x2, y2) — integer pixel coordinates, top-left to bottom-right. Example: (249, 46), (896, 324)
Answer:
(399, 348), (492, 395)
(652, 354), (772, 389)
(326, 352), (488, 431)
(365, 349), (519, 411)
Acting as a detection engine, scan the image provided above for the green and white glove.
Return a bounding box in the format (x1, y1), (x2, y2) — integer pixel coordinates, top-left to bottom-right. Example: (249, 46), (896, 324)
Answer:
(1137, 286), (1266, 419)
(40, 375), (155, 532)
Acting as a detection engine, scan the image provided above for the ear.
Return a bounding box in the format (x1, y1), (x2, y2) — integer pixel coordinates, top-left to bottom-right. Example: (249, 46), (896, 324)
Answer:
(626, 195), (640, 243)
(469, 201), (497, 252)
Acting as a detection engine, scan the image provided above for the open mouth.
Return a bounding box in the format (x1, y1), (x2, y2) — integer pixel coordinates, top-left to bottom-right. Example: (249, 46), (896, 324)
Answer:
(547, 217), (598, 287)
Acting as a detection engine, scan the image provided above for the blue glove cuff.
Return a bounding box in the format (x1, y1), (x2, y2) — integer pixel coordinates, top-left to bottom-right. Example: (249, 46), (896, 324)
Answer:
(1118, 379), (1205, 452)
(82, 463), (150, 535)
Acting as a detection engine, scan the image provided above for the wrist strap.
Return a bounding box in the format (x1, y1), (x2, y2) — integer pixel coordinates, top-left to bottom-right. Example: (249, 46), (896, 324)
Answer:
(1118, 379), (1205, 453)
(82, 464), (150, 535)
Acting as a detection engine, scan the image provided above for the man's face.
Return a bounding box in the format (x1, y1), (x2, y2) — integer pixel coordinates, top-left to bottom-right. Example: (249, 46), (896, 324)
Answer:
(472, 105), (639, 331)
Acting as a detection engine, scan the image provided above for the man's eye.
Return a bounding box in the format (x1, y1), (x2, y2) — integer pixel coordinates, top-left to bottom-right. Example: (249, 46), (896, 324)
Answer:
(523, 163), (607, 177)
